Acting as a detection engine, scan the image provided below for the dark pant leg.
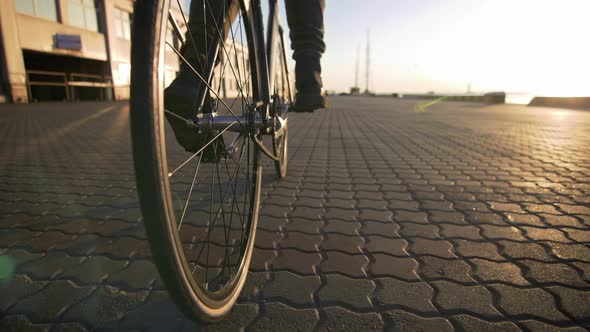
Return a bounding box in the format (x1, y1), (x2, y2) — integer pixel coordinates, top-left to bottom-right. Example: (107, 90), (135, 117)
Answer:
(284, 0), (326, 91)
(181, 0), (239, 74)
(284, 0), (326, 59)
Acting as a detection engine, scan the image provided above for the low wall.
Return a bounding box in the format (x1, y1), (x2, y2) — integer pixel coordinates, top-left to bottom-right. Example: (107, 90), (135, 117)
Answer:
(528, 97), (590, 110)
(401, 92), (505, 104)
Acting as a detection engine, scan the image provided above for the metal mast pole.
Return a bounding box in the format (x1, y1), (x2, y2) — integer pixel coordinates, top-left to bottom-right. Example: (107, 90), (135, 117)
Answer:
(365, 30), (370, 94)
(355, 45), (359, 88)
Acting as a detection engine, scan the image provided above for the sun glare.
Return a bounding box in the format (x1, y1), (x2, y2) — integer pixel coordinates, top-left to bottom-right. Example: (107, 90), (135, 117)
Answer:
(354, 0), (590, 95)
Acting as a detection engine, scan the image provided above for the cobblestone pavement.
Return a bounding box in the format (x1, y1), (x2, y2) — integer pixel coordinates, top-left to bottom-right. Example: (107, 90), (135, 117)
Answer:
(1, 97), (590, 331)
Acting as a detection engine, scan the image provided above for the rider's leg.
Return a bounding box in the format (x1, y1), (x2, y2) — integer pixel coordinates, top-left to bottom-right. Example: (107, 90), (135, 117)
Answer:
(284, 0), (328, 112)
(164, 0), (238, 155)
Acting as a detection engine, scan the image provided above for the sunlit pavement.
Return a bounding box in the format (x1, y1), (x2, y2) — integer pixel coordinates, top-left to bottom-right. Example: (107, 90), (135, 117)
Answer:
(1, 97), (589, 331)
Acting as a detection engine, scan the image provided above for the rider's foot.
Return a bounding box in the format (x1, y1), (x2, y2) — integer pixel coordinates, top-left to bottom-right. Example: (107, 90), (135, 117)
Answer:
(295, 88), (328, 112)
(164, 74), (227, 162)
(293, 55), (328, 112)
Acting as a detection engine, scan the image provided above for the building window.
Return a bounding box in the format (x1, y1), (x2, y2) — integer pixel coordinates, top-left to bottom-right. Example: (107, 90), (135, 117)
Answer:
(113, 8), (132, 40)
(68, 0), (99, 32)
(15, 0), (58, 21)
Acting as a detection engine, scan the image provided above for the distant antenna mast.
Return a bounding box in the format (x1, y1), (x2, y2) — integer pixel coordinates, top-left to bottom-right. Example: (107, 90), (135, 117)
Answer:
(365, 30), (370, 94)
(354, 45), (360, 88)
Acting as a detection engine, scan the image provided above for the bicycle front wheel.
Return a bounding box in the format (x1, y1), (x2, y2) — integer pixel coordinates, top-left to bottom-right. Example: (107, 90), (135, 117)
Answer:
(130, 0), (262, 321)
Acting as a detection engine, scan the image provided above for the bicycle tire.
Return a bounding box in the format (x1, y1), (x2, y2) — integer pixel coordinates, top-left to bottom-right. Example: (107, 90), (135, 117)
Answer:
(130, 0), (262, 322)
(269, 25), (292, 178)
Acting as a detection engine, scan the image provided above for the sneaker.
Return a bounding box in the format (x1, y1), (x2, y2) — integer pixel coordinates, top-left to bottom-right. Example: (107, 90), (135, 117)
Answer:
(294, 88), (328, 112)
(164, 76), (227, 162)
(293, 55), (328, 112)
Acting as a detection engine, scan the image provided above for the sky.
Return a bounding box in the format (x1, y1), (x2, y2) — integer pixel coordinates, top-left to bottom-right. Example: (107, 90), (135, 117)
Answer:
(186, 0), (590, 96)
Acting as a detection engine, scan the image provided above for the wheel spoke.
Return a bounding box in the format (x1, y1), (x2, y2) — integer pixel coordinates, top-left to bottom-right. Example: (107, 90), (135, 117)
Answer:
(205, 0), (249, 106)
(175, 0), (205, 74)
(166, 41), (244, 127)
(178, 152), (204, 230)
(168, 120), (238, 177)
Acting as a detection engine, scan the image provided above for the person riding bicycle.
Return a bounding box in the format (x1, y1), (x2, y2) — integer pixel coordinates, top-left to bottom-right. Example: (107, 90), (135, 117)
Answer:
(164, 0), (327, 155)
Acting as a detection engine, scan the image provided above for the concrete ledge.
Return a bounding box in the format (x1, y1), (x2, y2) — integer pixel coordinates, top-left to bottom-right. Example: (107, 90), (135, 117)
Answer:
(528, 97), (590, 110)
(401, 92), (505, 104)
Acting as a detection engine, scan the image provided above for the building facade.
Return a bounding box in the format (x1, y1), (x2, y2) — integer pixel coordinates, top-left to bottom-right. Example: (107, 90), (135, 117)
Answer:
(0, 0), (185, 103)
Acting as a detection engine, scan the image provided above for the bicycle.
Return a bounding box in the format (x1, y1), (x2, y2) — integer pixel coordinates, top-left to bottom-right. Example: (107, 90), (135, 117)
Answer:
(129, 0), (292, 321)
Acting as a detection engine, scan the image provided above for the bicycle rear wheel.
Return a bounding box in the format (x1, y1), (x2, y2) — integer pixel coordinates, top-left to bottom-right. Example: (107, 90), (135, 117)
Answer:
(130, 0), (262, 321)
(269, 26), (292, 178)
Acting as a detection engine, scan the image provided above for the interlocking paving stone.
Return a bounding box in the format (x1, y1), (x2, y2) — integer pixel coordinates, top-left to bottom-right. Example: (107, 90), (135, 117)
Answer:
(51, 234), (103, 255)
(271, 249), (321, 275)
(0, 229), (39, 249)
(364, 236), (408, 256)
(239, 272), (269, 302)
(418, 256), (475, 284)
(283, 218), (324, 234)
(91, 237), (151, 259)
(470, 258), (529, 286)
(504, 212), (545, 227)
(278, 231), (322, 252)
(316, 306), (384, 331)
(547, 243), (590, 262)
(522, 226), (572, 243)
(324, 208), (357, 222)
(256, 215), (288, 232)
(28, 231), (74, 252)
(498, 240), (557, 262)
(0, 274), (48, 312)
(7, 280), (94, 321)
(546, 286), (590, 322)
(249, 248), (277, 272)
(3, 99), (590, 329)
(520, 260), (588, 287)
(1, 249), (44, 269)
(381, 310), (452, 331)
(370, 255), (420, 281)
(359, 221), (400, 238)
(479, 224), (527, 241)
(448, 315), (520, 332)
(541, 213), (585, 228)
(51, 322), (90, 332)
(316, 274), (375, 310)
(61, 285), (149, 328)
(262, 271), (321, 306)
(565, 229), (590, 243)
(518, 320), (587, 332)
(374, 278), (437, 313)
(247, 302), (319, 331)
(451, 239), (504, 260)
(394, 211), (428, 224)
(431, 281), (502, 317)
(60, 256), (125, 284)
(17, 251), (85, 280)
(523, 203), (561, 215)
(319, 251), (369, 278)
(464, 211), (506, 225)
(323, 219), (361, 236)
(397, 222), (439, 239)
(0, 315), (51, 332)
(491, 284), (570, 322)
(320, 233), (364, 254)
(428, 211), (467, 225)
(106, 260), (158, 289)
(407, 238), (456, 258)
